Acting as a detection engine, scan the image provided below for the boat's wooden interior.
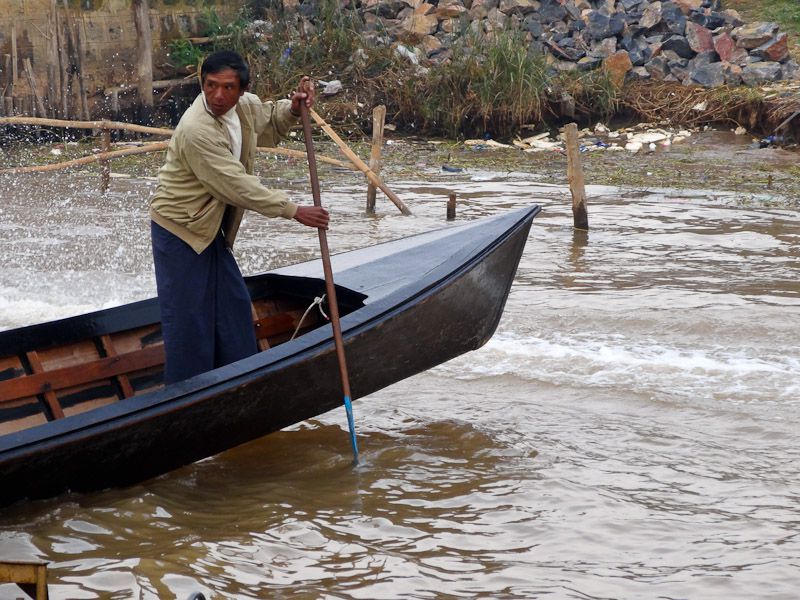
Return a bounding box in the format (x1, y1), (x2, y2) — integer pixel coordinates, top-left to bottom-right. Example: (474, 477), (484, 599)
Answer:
(0, 295), (325, 436)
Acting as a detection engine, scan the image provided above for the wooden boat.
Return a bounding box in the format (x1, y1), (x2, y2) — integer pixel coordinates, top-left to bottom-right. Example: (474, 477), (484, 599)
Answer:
(0, 206), (540, 506)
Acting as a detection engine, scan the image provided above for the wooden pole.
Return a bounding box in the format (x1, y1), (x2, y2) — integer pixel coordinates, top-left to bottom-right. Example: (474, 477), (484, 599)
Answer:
(10, 25), (17, 111)
(45, 2), (60, 117)
(258, 146), (354, 169)
(0, 141), (169, 174)
(10, 23), (18, 86)
(60, 0), (79, 119)
(133, 0), (154, 125)
(0, 116), (173, 136)
(23, 59), (48, 118)
(447, 192), (456, 221)
(564, 123), (589, 230)
(110, 89), (120, 121)
(309, 108), (412, 216)
(366, 104), (386, 214)
(75, 12), (90, 120)
(300, 102), (359, 464)
(56, 5), (69, 118)
(1, 54), (10, 97)
(100, 126), (111, 192)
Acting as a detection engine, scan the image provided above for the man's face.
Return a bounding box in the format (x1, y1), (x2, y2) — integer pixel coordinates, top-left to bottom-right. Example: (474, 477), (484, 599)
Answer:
(202, 67), (245, 117)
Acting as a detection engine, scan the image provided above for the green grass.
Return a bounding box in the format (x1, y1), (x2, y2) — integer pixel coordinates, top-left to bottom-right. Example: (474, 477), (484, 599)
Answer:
(725, 0), (800, 39)
(762, 0), (800, 35)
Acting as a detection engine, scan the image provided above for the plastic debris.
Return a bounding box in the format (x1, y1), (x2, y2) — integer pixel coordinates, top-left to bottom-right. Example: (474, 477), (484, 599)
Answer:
(321, 80), (343, 96)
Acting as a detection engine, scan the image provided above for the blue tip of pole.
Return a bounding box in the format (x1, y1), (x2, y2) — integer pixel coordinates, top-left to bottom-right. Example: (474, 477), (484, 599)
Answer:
(343, 395), (359, 464)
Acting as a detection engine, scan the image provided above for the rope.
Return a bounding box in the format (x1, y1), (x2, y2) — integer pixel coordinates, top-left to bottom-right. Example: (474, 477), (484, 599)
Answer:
(290, 294), (328, 340)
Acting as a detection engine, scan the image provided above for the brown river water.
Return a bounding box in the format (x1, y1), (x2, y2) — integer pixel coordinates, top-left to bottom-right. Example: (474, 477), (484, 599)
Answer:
(0, 155), (798, 599)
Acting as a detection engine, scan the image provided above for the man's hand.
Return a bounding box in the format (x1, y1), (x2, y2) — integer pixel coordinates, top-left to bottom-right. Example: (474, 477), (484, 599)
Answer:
(294, 205), (329, 229)
(290, 76), (315, 116)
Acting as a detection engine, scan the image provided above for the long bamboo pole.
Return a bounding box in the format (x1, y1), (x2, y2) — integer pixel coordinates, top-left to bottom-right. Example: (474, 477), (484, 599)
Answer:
(309, 108), (412, 216)
(0, 116), (173, 136)
(301, 102), (359, 464)
(258, 146), (355, 169)
(0, 141), (169, 175)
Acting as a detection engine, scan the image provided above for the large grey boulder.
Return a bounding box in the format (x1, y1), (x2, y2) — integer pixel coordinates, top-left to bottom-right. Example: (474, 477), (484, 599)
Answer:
(584, 9), (626, 41)
(741, 61), (782, 86)
(661, 34), (694, 59)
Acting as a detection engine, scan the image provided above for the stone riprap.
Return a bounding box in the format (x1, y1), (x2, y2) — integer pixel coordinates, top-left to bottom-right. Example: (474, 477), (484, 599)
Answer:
(284, 0), (799, 88)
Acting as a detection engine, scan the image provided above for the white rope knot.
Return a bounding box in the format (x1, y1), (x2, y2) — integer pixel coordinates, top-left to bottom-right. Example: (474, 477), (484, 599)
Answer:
(290, 293), (328, 340)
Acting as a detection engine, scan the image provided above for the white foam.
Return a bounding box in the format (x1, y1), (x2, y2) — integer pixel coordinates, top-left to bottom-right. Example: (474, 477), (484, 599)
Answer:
(433, 331), (800, 407)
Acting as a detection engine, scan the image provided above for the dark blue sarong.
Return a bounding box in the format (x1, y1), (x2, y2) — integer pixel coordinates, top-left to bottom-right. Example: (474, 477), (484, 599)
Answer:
(151, 221), (257, 384)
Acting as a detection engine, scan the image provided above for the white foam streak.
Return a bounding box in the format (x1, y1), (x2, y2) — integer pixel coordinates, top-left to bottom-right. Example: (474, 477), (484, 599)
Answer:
(434, 332), (800, 406)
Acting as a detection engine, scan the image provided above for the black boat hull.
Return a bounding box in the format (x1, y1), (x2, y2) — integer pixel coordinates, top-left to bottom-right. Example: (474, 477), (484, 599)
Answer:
(0, 206), (539, 505)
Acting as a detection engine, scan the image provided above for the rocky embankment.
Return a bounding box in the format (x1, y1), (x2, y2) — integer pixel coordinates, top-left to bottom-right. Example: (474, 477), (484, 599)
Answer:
(285, 0), (798, 88)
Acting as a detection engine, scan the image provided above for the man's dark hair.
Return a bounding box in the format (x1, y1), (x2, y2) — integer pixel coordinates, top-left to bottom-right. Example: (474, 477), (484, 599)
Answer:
(201, 50), (250, 89)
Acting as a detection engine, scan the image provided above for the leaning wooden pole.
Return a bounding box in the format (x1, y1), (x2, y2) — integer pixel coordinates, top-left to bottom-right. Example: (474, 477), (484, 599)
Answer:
(301, 102), (359, 464)
(564, 123), (589, 230)
(309, 108), (412, 216)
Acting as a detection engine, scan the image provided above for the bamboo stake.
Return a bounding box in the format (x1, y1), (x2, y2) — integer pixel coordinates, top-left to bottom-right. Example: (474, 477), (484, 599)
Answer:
(564, 123), (589, 231)
(56, 5), (68, 118)
(75, 13), (90, 121)
(0, 141), (168, 174)
(100, 126), (111, 192)
(46, 2), (60, 117)
(1, 55), (10, 99)
(23, 59), (47, 118)
(447, 191), (456, 221)
(366, 104), (386, 214)
(133, 0), (154, 124)
(309, 108), (412, 216)
(11, 23), (17, 85)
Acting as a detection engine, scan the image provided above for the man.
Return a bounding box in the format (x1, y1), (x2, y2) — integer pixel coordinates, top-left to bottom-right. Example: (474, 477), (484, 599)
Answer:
(150, 50), (329, 384)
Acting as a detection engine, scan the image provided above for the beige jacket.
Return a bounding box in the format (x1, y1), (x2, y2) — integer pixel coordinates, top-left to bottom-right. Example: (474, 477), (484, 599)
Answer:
(150, 92), (300, 253)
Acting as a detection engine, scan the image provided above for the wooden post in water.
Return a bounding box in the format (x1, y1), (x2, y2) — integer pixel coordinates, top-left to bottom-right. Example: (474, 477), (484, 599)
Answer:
(100, 124), (111, 193)
(447, 192), (456, 221)
(366, 104), (386, 214)
(564, 123), (589, 230)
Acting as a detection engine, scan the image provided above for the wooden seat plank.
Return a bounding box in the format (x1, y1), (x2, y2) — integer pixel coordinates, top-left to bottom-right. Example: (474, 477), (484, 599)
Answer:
(1, 345), (164, 405)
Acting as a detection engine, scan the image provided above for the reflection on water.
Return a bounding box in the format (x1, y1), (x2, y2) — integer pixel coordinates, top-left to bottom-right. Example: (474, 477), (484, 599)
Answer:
(0, 163), (799, 599)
